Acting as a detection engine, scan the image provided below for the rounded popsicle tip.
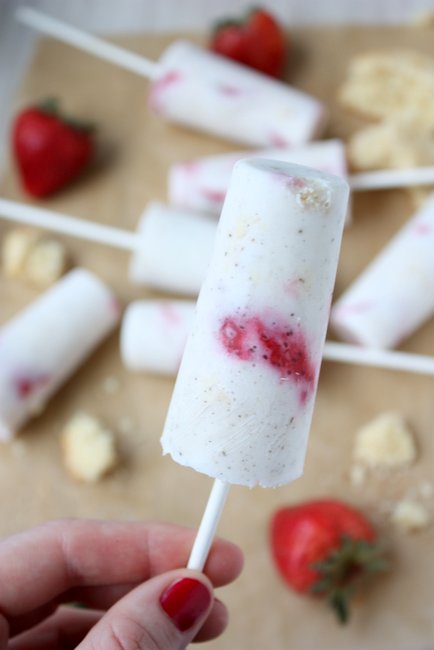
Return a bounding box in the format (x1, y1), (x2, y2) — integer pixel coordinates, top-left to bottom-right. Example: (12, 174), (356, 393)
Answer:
(235, 157), (349, 194)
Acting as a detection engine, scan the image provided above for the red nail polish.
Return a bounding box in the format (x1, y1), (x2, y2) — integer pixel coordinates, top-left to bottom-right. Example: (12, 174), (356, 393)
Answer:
(160, 577), (212, 632)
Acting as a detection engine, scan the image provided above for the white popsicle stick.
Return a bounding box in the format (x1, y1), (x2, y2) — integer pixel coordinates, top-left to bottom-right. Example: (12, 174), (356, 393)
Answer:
(16, 6), (160, 79)
(0, 198), (139, 251)
(349, 167), (434, 191)
(187, 479), (231, 571)
(323, 341), (434, 377)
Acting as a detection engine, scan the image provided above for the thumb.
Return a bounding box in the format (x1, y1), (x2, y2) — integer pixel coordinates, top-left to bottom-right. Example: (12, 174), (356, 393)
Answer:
(78, 569), (216, 650)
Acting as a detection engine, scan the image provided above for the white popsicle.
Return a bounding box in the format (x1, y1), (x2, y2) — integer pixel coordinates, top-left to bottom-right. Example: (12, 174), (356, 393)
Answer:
(331, 191), (434, 348)
(168, 140), (434, 216)
(17, 8), (325, 148)
(0, 198), (215, 296)
(162, 159), (349, 489)
(121, 300), (196, 376)
(120, 299), (434, 379)
(129, 202), (216, 294)
(0, 268), (119, 440)
(169, 139), (348, 214)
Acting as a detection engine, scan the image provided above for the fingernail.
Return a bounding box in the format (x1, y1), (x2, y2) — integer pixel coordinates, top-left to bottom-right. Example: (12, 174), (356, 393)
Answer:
(160, 577), (212, 632)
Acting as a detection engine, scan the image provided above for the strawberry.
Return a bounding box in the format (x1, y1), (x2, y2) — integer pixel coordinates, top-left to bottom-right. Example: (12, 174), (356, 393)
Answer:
(13, 98), (94, 198)
(210, 7), (287, 78)
(270, 499), (387, 623)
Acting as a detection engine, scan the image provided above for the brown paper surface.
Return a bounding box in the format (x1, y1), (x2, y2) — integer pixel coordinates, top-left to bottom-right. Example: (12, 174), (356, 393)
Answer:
(1, 26), (434, 648)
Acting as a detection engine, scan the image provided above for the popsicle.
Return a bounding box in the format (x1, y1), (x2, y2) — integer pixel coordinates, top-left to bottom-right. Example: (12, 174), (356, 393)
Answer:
(120, 299), (434, 378)
(169, 139), (434, 216)
(16, 7), (325, 148)
(0, 268), (119, 440)
(129, 202), (216, 294)
(121, 300), (196, 376)
(0, 198), (215, 296)
(331, 191), (434, 348)
(161, 158), (349, 567)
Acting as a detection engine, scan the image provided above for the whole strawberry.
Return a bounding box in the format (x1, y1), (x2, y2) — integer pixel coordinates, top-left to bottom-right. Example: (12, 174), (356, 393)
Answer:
(13, 98), (94, 198)
(210, 7), (287, 78)
(270, 499), (387, 623)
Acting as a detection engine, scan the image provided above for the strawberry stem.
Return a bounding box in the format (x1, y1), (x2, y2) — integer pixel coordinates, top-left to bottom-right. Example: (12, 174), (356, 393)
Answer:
(329, 589), (350, 624)
(36, 97), (95, 133)
(310, 535), (388, 624)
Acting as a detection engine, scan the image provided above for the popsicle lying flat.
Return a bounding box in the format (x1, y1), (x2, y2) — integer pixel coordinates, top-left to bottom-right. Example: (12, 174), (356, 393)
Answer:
(120, 299), (434, 379)
(169, 139), (348, 214)
(162, 159), (349, 489)
(168, 139), (434, 216)
(121, 300), (196, 376)
(331, 191), (434, 348)
(0, 198), (215, 296)
(0, 268), (119, 440)
(17, 7), (325, 148)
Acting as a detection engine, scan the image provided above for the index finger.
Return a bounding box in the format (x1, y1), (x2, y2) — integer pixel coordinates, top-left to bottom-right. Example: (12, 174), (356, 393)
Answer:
(0, 519), (243, 617)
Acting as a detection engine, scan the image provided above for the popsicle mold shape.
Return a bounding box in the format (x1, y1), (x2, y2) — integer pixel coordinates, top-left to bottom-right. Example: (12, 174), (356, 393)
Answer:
(161, 159), (349, 487)
(0, 268), (119, 440)
(331, 191), (434, 348)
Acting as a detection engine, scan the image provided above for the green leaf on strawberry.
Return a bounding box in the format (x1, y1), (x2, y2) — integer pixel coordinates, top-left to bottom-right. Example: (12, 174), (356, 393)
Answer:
(270, 499), (388, 623)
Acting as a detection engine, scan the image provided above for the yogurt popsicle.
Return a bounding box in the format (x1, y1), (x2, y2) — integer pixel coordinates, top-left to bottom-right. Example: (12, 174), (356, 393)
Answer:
(129, 201), (216, 295)
(0, 198), (216, 297)
(169, 139), (348, 214)
(161, 159), (349, 488)
(330, 191), (434, 348)
(121, 300), (196, 376)
(121, 298), (434, 378)
(149, 40), (325, 147)
(0, 268), (119, 440)
(17, 9), (326, 148)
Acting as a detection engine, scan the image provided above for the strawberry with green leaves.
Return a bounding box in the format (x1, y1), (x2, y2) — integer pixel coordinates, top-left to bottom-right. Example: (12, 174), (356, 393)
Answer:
(270, 499), (387, 623)
(210, 7), (287, 78)
(13, 98), (94, 198)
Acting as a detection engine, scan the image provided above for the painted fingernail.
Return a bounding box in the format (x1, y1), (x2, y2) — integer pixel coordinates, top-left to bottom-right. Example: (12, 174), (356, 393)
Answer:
(160, 577), (212, 632)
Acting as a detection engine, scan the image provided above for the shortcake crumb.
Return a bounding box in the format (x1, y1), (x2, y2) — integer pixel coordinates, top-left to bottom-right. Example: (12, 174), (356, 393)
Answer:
(62, 413), (118, 482)
(347, 111), (434, 171)
(2, 227), (69, 288)
(354, 412), (417, 468)
(391, 499), (430, 532)
(338, 50), (434, 127)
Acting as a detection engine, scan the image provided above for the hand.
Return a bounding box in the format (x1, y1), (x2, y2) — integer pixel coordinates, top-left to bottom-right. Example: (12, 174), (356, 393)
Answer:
(0, 519), (244, 649)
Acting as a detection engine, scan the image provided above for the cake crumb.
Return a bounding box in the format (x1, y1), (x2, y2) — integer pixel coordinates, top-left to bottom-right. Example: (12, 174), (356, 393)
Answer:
(390, 499), (430, 532)
(338, 50), (434, 127)
(62, 413), (118, 482)
(2, 227), (69, 288)
(354, 412), (417, 468)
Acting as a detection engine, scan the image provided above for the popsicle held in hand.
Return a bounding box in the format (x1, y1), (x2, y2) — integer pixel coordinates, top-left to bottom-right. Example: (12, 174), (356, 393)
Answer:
(161, 159), (349, 567)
